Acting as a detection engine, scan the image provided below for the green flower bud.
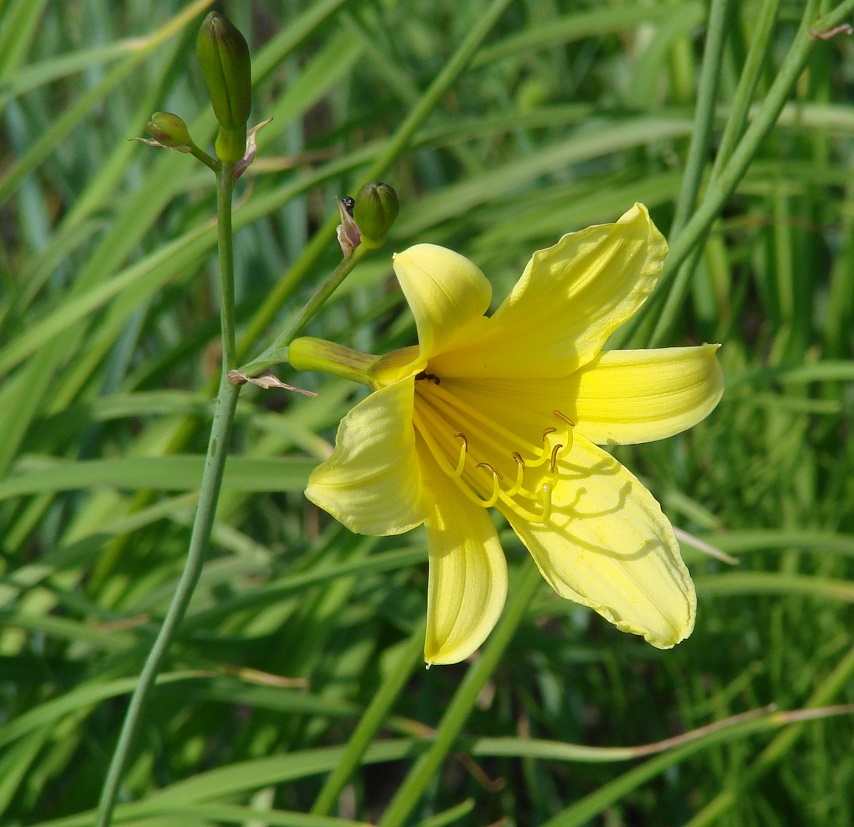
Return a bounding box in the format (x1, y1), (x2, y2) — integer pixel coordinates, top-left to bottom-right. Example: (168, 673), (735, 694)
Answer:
(196, 12), (252, 163)
(146, 112), (192, 148)
(352, 182), (399, 249)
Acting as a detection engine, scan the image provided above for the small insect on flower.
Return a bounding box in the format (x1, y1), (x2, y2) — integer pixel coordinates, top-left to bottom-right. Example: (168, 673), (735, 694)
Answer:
(336, 196), (360, 256)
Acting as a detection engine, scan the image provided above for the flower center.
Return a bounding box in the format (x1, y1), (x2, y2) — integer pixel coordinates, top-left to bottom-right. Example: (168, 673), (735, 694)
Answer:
(413, 371), (573, 523)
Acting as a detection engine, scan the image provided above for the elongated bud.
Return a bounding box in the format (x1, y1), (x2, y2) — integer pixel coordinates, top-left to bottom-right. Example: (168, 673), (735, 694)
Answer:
(352, 182), (399, 249)
(197, 12), (251, 163)
(146, 112), (192, 148)
(289, 337), (378, 385)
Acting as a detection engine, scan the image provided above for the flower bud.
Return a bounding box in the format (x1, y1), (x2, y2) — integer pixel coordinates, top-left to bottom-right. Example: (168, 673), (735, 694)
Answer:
(196, 12), (252, 163)
(352, 182), (399, 249)
(146, 112), (192, 148)
(289, 337), (377, 385)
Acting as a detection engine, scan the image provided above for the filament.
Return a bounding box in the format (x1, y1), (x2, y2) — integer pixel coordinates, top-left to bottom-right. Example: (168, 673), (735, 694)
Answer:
(413, 379), (575, 522)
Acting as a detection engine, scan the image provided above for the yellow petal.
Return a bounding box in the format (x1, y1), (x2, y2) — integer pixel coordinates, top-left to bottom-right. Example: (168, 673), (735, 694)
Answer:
(568, 344), (724, 444)
(393, 243), (492, 362)
(305, 380), (427, 535)
(420, 446), (508, 665)
(502, 434), (695, 648)
(431, 204), (667, 379)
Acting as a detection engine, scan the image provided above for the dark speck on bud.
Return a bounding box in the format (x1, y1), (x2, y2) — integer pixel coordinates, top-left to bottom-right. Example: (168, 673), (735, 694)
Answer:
(146, 112), (191, 148)
(341, 196), (356, 217)
(197, 12), (252, 163)
(352, 182), (399, 249)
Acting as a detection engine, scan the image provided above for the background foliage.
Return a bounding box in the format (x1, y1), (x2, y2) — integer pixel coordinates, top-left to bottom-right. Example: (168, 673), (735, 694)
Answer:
(1, 1), (853, 825)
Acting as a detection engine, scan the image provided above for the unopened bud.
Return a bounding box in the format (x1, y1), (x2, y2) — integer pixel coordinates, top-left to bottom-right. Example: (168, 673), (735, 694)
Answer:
(197, 12), (252, 163)
(146, 112), (192, 148)
(352, 182), (399, 249)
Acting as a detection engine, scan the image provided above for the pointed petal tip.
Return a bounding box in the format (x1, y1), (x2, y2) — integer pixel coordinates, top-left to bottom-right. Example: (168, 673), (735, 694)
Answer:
(582, 580), (695, 650)
(422, 541), (509, 665)
(614, 596), (696, 649)
(618, 201), (669, 267)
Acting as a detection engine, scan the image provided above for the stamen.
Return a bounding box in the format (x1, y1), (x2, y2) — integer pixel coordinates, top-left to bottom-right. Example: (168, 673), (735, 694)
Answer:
(453, 432), (467, 476)
(497, 481), (553, 523)
(507, 452), (525, 496)
(503, 452), (550, 501)
(414, 410), (502, 510)
(413, 408), (460, 478)
(418, 380), (547, 458)
(477, 463), (501, 507)
(477, 461), (503, 480)
(414, 382), (569, 520)
(523, 427), (560, 469)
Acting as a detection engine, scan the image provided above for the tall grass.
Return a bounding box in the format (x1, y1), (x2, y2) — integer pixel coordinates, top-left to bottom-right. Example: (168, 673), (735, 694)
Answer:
(1, 1), (853, 825)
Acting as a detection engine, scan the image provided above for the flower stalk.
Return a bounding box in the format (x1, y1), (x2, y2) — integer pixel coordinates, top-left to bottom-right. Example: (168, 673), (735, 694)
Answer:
(236, 242), (369, 378)
(95, 153), (242, 827)
(95, 14), (252, 818)
(95, 152), (242, 827)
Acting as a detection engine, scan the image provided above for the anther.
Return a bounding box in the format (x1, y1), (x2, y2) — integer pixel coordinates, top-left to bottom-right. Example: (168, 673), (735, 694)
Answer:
(522, 427), (560, 469)
(549, 443), (562, 473)
(508, 452), (525, 495)
(553, 409), (575, 427)
(476, 461), (503, 481)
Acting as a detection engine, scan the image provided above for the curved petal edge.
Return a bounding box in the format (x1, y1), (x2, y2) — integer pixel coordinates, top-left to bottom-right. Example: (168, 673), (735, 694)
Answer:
(504, 435), (695, 648)
(570, 343), (724, 445)
(306, 381), (428, 536)
(393, 243), (493, 363)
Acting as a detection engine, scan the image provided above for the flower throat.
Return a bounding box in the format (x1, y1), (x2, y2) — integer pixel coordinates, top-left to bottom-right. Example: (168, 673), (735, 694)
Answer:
(413, 370), (574, 523)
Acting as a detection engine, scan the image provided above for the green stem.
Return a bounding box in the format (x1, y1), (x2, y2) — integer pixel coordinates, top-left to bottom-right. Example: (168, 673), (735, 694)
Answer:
(668, 0), (731, 243)
(189, 140), (221, 172)
(237, 243), (369, 377)
(217, 163), (238, 369)
(640, 0), (781, 349)
(684, 644), (854, 827)
(95, 162), (242, 827)
(235, 0), (516, 363)
(714, 0), (782, 167)
(630, 0), (729, 350)
(612, 0), (854, 349)
(377, 561), (543, 827)
(311, 621), (426, 815)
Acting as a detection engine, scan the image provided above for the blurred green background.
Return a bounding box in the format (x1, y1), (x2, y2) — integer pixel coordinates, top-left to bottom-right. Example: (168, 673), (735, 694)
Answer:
(1, 1), (852, 825)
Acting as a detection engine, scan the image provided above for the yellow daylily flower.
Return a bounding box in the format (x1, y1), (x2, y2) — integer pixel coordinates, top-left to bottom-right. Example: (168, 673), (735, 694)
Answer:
(290, 204), (724, 665)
